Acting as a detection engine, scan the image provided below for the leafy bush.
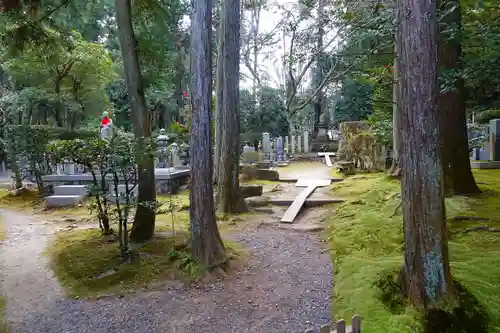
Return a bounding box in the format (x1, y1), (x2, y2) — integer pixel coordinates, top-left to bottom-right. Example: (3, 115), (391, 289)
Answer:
(339, 121), (380, 170)
(48, 131), (138, 259)
(3, 125), (99, 192)
(475, 110), (500, 125)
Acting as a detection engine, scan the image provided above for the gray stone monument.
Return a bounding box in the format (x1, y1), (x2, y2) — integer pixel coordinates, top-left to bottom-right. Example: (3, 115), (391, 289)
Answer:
(490, 119), (500, 161)
(303, 130), (309, 153)
(156, 129), (170, 168)
(277, 137), (284, 161)
(262, 132), (271, 160)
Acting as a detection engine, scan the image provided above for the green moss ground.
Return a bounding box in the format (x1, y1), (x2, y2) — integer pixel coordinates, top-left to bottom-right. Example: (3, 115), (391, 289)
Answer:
(328, 170), (500, 333)
(0, 297), (8, 333)
(46, 228), (246, 299)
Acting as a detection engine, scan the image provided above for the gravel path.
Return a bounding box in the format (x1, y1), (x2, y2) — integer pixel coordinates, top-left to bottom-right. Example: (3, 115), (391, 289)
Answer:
(0, 209), (332, 333)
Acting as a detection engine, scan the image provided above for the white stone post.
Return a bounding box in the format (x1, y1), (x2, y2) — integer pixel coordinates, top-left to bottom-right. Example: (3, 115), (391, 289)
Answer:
(297, 135), (302, 153)
(303, 130), (309, 153)
(285, 136), (289, 153)
(291, 135), (296, 154)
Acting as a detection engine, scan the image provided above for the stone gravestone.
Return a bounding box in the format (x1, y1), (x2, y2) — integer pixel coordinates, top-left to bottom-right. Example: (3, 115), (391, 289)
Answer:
(262, 132), (272, 161)
(490, 119), (500, 161)
(303, 131), (309, 153)
(276, 137), (284, 162)
(156, 129), (170, 168)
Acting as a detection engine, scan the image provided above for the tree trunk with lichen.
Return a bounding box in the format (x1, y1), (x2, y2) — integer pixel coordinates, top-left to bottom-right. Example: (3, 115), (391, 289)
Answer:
(398, 0), (454, 307)
(189, 0), (227, 268)
(389, 44), (401, 177)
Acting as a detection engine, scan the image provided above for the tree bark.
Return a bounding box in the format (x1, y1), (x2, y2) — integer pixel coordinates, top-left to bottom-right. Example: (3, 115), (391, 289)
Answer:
(216, 0), (247, 214)
(0, 0), (20, 12)
(389, 44), (401, 177)
(214, 14), (225, 185)
(438, 0), (480, 195)
(189, 0), (227, 268)
(398, 0), (453, 308)
(115, 0), (156, 242)
(312, 0), (326, 138)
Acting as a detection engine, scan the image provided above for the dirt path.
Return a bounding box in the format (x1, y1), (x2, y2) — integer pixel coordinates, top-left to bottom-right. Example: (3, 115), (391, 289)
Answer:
(0, 209), (332, 333)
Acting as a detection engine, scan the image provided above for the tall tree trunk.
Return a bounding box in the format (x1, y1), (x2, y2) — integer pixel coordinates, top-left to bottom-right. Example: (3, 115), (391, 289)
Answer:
(398, 0), (453, 308)
(216, 0), (247, 214)
(115, 0), (156, 242)
(213, 15), (225, 185)
(438, 0), (480, 195)
(389, 44), (401, 176)
(312, 0), (326, 138)
(189, 0), (226, 268)
(250, 0), (261, 117)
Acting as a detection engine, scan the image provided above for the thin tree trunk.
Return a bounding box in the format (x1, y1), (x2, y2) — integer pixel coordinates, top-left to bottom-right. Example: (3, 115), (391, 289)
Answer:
(214, 15), (225, 185)
(438, 0), (480, 195)
(398, 0), (453, 308)
(115, 0), (156, 242)
(312, 0), (326, 138)
(389, 44), (401, 177)
(189, 0), (227, 268)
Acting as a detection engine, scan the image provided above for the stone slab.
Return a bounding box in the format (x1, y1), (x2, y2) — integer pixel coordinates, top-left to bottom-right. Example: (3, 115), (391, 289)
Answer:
(42, 168), (189, 183)
(46, 195), (85, 208)
(106, 194), (137, 205)
(318, 152), (336, 167)
(270, 198), (344, 207)
(53, 185), (89, 196)
(470, 161), (500, 169)
(295, 179), (332, 187)
(281, 185), (316, 223)
(279, 177), (343, 183)
(108, 184), (138, 196)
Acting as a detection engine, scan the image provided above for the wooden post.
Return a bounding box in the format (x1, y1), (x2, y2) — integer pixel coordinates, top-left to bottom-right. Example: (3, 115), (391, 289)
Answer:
(352, 315), (361, 333)
(335, 319), (346, 333)
(319, 324), (331, 333)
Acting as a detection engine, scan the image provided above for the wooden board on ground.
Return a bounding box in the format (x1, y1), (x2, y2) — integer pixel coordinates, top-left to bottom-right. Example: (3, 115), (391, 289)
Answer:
(281, 178), (332, 223)
(318, 152), (336, 167)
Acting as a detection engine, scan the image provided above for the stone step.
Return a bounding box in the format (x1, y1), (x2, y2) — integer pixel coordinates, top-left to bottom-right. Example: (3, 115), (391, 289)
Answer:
(53, 185), (89, 196)
(278, 177), (343, 183)
(106, 194), (137, 205)
(46, 195), (85, 208)
(108, 184), (138, 196)
(270, 197), (344, 207)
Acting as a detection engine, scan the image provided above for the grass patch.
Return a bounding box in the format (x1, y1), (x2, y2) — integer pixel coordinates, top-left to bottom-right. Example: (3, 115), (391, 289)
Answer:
(328, 170), (500, 333)
(0, 217), (6, 241)
(0, 188), (42, 211)
(0, 296), (8, 333)
(46, 228), (245, 299)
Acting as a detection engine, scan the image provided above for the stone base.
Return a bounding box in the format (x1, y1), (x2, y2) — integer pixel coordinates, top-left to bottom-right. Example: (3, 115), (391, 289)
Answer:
(311, 140), (338, 153)
(46, 195), (85, 208)
(470, 160), (500, 169)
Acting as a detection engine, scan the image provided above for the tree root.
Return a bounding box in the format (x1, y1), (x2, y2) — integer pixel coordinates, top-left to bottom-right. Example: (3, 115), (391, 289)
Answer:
(450, 225), (500, 237)
(390, 200), (402, 218)
(450, 216), (493, 222)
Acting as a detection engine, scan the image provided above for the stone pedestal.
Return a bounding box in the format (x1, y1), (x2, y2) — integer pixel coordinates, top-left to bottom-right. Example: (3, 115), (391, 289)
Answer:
(311, 123), (336, 152)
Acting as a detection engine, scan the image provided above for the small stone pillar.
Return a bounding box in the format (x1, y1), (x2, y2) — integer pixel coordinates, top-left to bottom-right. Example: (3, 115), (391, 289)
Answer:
(303, 130), (309, 153)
